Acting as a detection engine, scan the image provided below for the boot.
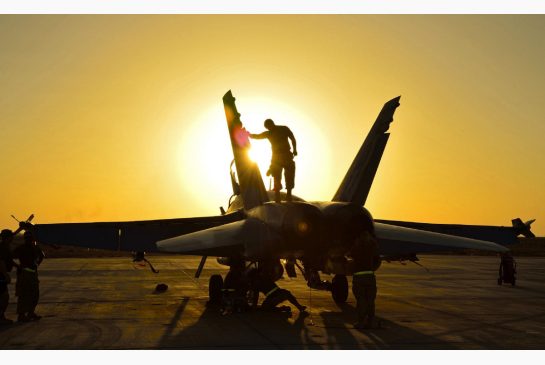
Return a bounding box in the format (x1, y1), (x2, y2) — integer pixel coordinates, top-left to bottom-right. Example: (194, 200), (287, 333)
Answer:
(274, 191), (281, 203)
(28, 312), (42, 321)
(286, 189), (293, 202)
(17, 313), (30, 322)
(0, 316), (14, 325)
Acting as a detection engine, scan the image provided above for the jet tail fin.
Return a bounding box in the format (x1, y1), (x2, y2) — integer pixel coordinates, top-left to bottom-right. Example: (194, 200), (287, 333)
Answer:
(512, 218), (536, 238)
(223, 90), (269, 210)
(333, 96), (401, 206)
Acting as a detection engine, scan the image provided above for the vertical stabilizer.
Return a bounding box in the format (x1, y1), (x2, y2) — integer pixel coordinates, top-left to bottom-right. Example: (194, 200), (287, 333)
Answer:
(223, 90), (269, 210)
(333, 96), (401, 206)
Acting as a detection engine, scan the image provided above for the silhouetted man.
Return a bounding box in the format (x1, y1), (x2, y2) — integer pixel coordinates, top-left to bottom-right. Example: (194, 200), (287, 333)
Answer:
(13, 231), (44, 322)
(0, 229), (17, 325)
(350, 230), (381, 329)
(250, 119), (297, 203)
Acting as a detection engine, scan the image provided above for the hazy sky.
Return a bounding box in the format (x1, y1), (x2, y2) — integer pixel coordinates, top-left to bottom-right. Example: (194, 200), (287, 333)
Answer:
(1, 15), (544, 236)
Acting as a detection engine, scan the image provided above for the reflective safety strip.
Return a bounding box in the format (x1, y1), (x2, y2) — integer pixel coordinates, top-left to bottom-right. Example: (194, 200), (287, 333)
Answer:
(23, 268), (36, 273)
(265, 287), (279, 297)
(354, 271), (374, 276)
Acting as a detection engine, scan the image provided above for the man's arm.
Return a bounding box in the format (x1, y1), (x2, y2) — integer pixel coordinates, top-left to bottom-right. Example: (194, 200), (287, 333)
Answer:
(36, 246), (45, 266)
(287, 128), (297, 156)
(249, 131), (268, 139)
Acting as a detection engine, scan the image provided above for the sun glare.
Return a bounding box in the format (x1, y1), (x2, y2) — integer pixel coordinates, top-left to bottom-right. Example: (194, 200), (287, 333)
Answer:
(247, 143), (271, 170)
(177, 94), (332, 211)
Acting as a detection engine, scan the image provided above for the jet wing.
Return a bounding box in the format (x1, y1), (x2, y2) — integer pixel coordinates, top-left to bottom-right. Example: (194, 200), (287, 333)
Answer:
(157, 218), (280, 257)
(375, 218), (531, 245)
(374, 221), (509, 256)
(27, 211), (244, 252)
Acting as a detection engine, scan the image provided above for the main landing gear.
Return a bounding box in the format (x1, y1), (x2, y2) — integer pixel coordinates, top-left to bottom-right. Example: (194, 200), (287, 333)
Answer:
(208, 274), (224, 305)
(304, 267), (348, 304)
(207, 261), (261, 312)
(207, 258), (352, 308)
(331, 274), (348, 303)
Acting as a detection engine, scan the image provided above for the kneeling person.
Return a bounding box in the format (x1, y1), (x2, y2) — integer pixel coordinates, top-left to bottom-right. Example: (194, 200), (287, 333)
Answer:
(250, 269), (306, 313)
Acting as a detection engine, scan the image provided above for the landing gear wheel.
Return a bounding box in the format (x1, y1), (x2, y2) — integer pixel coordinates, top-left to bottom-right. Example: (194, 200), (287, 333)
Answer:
(208, 274), (223, 305)
(246, 289), (259, 309)
(331, 274), (348, 303)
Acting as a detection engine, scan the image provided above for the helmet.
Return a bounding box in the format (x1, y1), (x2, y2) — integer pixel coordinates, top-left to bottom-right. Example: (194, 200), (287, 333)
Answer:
(1, 229), (13, 238)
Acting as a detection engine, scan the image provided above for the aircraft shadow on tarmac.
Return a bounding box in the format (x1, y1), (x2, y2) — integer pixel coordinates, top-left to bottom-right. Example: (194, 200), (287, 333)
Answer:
(157, 299), (457, 350)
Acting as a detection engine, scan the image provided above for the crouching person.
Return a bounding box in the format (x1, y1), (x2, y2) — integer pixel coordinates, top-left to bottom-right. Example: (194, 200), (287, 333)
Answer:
(249, 268), (306, 313)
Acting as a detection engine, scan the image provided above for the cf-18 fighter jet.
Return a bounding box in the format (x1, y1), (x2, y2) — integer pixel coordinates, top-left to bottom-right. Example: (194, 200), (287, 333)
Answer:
(19, 91), (534, 304)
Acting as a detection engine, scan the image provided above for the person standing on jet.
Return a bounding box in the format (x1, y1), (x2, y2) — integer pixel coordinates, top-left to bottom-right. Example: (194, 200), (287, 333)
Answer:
(13, 231), (44, 322)
(0, 229), (18, 325)
(350, 230), (381, 329)
(250, 119), (297, 203)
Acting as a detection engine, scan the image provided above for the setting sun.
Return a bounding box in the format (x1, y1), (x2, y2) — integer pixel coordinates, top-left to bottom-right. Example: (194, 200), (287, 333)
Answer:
(0, 15), (543, 235)
(176, 94), (332, 210)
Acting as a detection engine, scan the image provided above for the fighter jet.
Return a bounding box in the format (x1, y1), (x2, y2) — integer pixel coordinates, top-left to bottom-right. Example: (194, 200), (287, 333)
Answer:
(19, 90), (534, 304)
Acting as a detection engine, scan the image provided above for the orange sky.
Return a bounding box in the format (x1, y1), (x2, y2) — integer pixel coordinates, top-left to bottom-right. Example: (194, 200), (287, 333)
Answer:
(1, 15), (544, 235)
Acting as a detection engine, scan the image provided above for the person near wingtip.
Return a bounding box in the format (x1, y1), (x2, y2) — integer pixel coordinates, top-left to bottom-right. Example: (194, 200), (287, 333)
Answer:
(13, 231), (44, 322)
(349, 229), (381, 329)
(1, 229), (18, 325)
(250, 119), (297, 203)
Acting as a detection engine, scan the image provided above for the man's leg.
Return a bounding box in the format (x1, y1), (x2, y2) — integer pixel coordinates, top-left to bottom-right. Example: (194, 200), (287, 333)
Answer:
(0, 288), (12, 324)
(17, 272), (32, 321)
(261, 294), (282, 311)
(278, 289), (307, 311)
(364, 285), (377, 326)
(270, 162), (283, 203)
(284, 159), (295, 202)
(17, 288), (29, 321)
(352, 277), (366, 325)
(28, 274), (41, 320)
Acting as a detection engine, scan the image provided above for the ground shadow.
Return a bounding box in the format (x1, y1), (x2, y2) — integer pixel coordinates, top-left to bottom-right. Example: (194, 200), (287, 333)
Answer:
(318, 303), (459, 349)
(158, 301), (321, 349)
(157, 299), (459, 349)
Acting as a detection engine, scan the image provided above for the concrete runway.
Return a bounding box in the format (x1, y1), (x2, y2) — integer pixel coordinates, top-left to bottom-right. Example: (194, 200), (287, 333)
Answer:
(1, 255), (545, 349)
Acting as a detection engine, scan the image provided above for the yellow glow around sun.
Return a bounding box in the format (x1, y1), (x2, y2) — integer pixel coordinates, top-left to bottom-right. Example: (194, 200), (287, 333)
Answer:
(177, 94), (332, 210)
(247, 143), (271, 170)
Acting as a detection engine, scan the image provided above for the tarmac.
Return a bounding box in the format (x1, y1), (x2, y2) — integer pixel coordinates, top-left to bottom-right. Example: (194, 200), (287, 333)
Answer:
(1, 255), (545, 349)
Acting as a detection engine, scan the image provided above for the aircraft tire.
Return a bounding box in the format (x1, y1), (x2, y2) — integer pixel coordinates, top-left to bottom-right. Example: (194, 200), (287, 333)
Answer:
(331, 274), (348, 303)
(247, 289), (259, 308)
(209, 274), (224, 304)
